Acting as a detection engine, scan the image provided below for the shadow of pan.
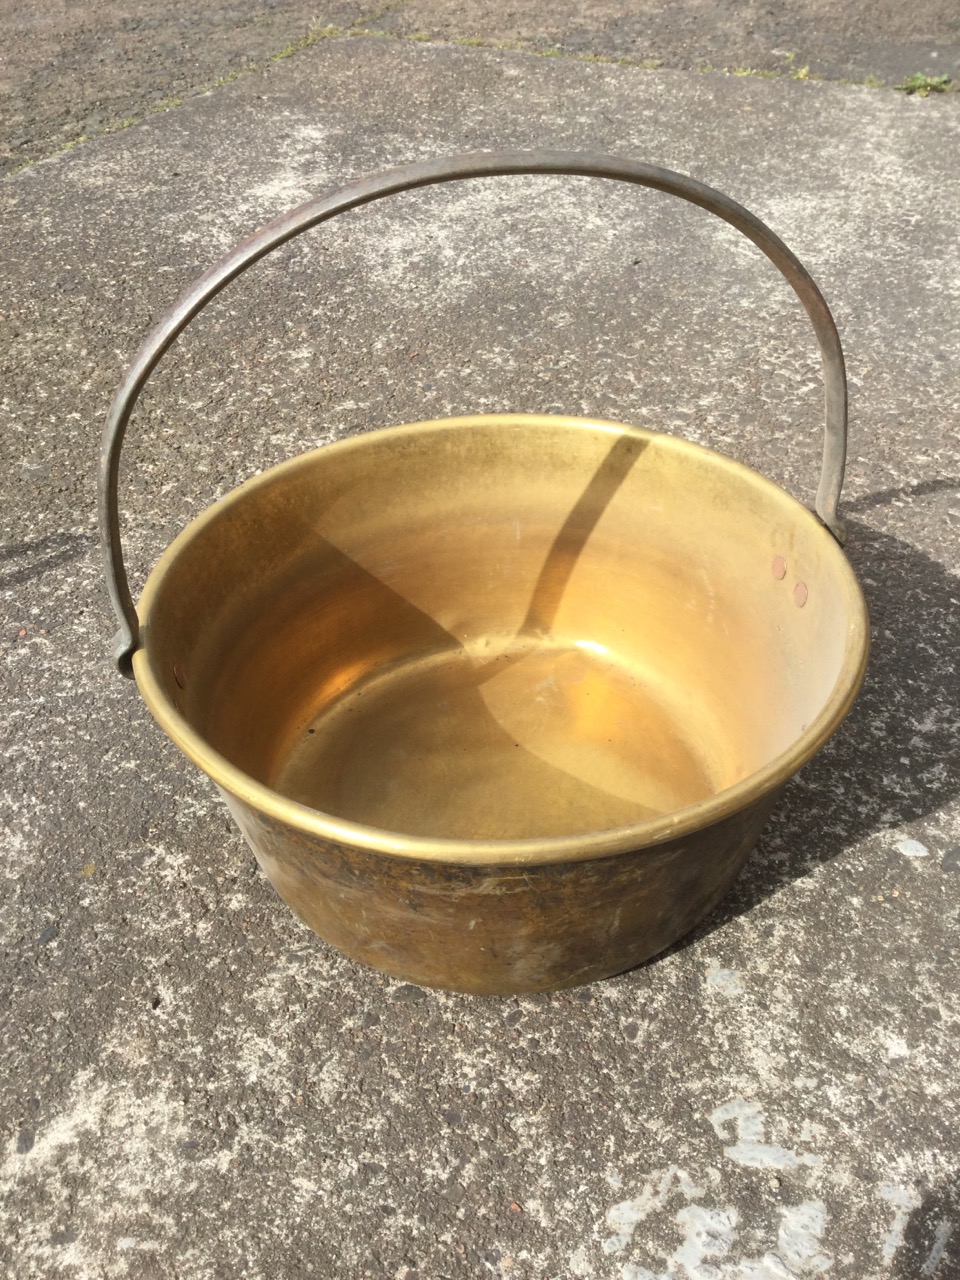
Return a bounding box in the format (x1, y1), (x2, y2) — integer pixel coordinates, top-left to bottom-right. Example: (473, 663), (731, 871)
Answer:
(894, 1176), (960, 1278)
(0, 530), (94, 590)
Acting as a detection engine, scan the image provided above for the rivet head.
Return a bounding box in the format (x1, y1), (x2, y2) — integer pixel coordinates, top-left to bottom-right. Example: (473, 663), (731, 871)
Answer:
(772, 555), (787, 581)
(794, 582), (808, 608)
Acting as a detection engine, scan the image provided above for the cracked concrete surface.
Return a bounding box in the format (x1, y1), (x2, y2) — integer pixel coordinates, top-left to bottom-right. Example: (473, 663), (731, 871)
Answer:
(2, 30), (960, 1280)
(2, 0), (958, 175)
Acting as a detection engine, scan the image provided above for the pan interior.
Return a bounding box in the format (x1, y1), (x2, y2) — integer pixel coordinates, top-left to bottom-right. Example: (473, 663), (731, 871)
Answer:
(138, 416), (865, 844)
(273, 638), (719, 839)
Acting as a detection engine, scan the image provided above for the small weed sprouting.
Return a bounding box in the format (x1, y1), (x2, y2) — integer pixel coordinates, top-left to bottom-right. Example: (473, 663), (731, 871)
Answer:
(894, 73), (953, 96)
(783, 51), (811, 80)
(270, 26), (346, 62)
(212, 70), (245, 88)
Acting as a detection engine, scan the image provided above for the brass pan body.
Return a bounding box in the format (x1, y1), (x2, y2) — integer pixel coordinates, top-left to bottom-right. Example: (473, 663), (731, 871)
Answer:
(132, 414), (868, 992)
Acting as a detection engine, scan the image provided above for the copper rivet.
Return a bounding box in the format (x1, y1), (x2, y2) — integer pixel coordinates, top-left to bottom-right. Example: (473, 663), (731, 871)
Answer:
(174, 664), (185, 688)
(794, 582), (808, 608)
(772, 555), (787, 581)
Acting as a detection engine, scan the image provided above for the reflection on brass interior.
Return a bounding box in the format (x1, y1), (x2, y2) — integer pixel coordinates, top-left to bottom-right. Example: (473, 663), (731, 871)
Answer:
(144, 417), (863, 845)
(271, 431), (722, 839)
(276, 640), (721, 839)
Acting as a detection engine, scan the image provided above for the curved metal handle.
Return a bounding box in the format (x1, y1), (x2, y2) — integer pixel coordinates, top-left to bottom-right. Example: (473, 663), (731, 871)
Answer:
(100, 150), (848, 676)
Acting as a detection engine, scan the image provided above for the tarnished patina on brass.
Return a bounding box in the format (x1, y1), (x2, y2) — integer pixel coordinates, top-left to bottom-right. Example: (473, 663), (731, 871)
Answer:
(220, 781), (784, 995)
(99, 153), (869, 993)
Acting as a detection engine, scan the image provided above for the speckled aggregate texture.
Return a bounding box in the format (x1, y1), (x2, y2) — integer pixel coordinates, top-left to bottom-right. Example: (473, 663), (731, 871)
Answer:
(2, 38), (959, 1280)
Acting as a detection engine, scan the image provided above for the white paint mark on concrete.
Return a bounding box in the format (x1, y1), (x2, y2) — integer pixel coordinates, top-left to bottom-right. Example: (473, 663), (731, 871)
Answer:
(604, 1167), (704, 1254)
(881, 1183), (922, 1263)
(672, 1203), (739, 1272)
(593, 1166), (840, 1279)
(711, 1098), (764, 1142)
(569, 1243), (593, 1276)
(710, 1099), (821, 1170)
(777, 1201), (833, 1273)
(921, 1217), (955, 1276)
(726, 1141), (822, 1171)
(883, 1034), (911, 1060)
(896, 838), (930, 858)
(728, 1257), (793, 1278)
(706, 959), (744, 996)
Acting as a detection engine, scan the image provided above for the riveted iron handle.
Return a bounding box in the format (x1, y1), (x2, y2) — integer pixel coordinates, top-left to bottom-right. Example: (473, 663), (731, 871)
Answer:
(100, 150), (849, 677)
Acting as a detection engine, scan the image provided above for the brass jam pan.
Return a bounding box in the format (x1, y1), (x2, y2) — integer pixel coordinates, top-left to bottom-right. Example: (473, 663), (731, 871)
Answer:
(100, 153), (868, 994)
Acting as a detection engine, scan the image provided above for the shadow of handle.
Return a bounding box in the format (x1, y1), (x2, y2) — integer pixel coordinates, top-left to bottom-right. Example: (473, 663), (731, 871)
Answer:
(99, 150), (849, 677)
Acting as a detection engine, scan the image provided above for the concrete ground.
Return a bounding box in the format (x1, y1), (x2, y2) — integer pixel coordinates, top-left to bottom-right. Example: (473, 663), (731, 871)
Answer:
(2, 0), (958, 176)
(2, 10), (960, 1280)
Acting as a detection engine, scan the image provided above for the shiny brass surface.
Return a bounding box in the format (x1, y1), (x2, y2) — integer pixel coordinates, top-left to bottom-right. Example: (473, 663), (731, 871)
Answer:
(275, 639), (718, 840)
(132, 414), (868, 992)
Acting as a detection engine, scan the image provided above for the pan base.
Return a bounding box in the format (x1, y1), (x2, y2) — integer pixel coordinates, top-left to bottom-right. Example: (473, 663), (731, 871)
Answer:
(273, 639), (724, 840)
